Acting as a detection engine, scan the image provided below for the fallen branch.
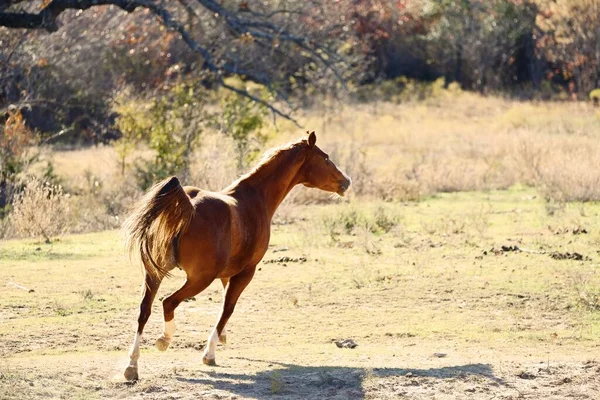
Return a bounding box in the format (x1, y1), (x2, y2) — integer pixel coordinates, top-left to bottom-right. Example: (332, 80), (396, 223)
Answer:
(6, 280), (35, 293)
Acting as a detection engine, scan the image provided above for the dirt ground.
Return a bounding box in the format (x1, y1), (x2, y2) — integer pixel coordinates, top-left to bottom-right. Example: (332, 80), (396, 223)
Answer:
(1, 189), (600, 399)
(3, 347), (599, 399)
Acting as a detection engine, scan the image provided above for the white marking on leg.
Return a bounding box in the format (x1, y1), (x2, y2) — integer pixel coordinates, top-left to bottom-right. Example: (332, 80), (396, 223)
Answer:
(164, 319), (176, 338)
(156, 319), (176, 351)
(128, 333), (142, 366)
(203, 328), (219, 361)
(124, 332), (142, 380)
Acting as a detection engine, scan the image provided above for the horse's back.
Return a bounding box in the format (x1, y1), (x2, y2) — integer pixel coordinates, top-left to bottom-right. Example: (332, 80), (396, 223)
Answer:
(178, 190), (234, 279)
(178, 187), (269, 278)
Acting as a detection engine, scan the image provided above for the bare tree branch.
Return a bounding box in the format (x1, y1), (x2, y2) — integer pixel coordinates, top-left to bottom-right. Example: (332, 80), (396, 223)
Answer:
(193, 0), (348, 88)
(218, 78), (299, 127)
(0, 0), (138, 31)
(0, 0), (350, 123)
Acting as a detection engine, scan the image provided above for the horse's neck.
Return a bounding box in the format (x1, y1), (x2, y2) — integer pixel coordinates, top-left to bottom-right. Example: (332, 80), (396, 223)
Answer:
(229, 149), (304, 218)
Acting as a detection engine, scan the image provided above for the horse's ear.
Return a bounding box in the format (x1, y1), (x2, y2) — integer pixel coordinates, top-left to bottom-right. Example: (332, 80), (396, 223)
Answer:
(307, 131), (316, 148)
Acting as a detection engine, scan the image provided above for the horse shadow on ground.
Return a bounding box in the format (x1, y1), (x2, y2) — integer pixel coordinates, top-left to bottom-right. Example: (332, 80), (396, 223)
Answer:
(175, 357), (507, 399)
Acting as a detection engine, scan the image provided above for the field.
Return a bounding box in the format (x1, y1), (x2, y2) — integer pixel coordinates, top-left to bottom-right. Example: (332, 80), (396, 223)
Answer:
(2, 187), (600, 399)
(4, 1), (600, 397)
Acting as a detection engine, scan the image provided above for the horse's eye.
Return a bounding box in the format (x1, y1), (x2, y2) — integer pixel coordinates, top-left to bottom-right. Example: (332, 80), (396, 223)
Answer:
(324, 156), (329, 162)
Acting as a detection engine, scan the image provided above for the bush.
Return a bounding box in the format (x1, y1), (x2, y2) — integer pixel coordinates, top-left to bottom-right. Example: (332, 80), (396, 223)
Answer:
(216, 78), (270, 171)
(322, 207), (399, 239)
(111, 82), (211, 189)
(188, 132), (238, 191)
(138, 82), (212, 188)
(0, 110), (39, 218)
(9, 179), (71, 242)
(112, 78), (271, 189)
(590, 89), (600, 105)
(67, 172), (140, 234)
(112, 91), (153, 176)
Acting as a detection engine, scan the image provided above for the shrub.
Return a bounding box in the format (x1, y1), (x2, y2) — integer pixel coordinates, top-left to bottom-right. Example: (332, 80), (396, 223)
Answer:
(0, 110), (39, 218)
(138, 82), (212, 188)
(322, 207), (399, 240)
(111, 82), (211, 189)
(216, 78), (270, 171)
(188, 132), (238, 191)
(112, 78), (271, 189)
(590, 89), (600, 106)
(9, 179), (71, 242)
(112, 91), (153, 176)
(67, 175), (140, 234)
(570, 272), (600, 312)
(373, 206), (399, 234)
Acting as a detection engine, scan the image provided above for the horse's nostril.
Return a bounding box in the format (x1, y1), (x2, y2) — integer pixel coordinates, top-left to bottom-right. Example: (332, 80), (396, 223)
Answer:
(339, 180), (350, 191)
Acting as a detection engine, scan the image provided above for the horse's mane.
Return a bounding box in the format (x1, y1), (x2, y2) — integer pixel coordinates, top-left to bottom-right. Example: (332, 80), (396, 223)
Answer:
(229, 140), (306, 188)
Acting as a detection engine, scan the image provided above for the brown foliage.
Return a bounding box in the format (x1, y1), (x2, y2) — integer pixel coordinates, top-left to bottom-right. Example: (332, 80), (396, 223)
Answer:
(9, 179), (70, 242)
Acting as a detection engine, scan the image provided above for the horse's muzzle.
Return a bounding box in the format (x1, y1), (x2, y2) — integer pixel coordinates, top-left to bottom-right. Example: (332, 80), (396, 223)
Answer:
(338, 177), (351, 195)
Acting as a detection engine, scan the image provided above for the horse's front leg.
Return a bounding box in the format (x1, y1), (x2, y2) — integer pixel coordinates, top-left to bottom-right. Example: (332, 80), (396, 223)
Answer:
(202, 266), (256, 366)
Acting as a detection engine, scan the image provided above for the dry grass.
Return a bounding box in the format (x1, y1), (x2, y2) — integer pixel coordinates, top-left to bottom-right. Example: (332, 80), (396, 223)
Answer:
(112, 91), (600, 204)
(50, 144), (119, 183)
(5, 91), (600, 240)
(293, 93), (600, 203)
(51, 94), (600, 206)
(9, 179), (71, 242)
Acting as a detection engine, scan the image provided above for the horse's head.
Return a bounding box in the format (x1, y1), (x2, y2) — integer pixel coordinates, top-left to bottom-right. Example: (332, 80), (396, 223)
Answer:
(297, 131), (351, 196)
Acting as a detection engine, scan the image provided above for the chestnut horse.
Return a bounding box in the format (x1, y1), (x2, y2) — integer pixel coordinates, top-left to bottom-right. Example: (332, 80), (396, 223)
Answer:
(123, 131), (350, 380)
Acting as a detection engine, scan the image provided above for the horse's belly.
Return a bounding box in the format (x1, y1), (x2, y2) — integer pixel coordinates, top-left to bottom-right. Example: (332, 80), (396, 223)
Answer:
(218, 241), (269, 278)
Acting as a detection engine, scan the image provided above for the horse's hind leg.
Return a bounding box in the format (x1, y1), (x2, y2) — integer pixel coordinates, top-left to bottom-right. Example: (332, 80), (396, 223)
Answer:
(124, 273), (162, 381)
(155, 275), (214, 351)
(202, 266), (256, 366)
(218, 278), (229, 344)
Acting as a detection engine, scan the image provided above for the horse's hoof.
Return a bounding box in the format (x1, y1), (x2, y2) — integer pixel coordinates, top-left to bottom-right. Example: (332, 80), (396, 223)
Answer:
(155, 337), (171, 352)
(219, 335), (226, 345)
(202, 357), (216, 366)
(124, 366), (139, 381)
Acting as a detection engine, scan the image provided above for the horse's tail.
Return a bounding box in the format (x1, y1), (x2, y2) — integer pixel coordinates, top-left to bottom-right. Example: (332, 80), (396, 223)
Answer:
(123, 176), (194, 281)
